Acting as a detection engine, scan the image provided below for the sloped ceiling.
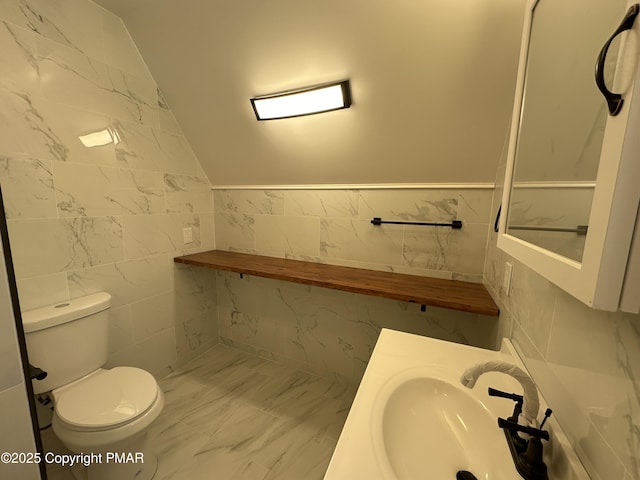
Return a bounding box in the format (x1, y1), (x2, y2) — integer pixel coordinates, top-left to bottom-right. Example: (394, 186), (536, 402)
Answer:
(95, 0), (525, 187)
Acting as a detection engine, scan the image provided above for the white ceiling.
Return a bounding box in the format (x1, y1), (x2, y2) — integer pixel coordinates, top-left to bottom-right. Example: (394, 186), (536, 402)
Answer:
(95, 0), (526, 187)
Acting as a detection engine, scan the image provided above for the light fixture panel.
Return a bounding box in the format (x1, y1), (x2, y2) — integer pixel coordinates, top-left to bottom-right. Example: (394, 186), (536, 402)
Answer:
(251, 80), (351, 120)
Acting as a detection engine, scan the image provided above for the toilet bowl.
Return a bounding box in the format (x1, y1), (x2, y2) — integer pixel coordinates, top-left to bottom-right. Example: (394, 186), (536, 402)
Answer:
(23, 293), (164, 480)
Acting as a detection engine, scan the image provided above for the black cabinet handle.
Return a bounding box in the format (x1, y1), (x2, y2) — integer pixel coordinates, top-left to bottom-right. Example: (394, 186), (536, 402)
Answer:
(595, 4), (639, 116)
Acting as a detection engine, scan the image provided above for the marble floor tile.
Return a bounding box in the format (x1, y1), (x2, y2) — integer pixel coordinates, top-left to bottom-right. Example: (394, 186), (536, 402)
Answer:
(42, 342), (355, 480)
(152, 343), (356, 480)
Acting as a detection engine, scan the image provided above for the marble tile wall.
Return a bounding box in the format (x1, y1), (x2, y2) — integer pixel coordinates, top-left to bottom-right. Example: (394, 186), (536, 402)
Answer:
(0, 0), (218, 377)
(0, 224), (40, 480)
(214, 188), (499, 385)
(485, 165), (640, 480)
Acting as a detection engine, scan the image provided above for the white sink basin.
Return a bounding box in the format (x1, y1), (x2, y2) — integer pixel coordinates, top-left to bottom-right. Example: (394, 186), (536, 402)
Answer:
(324, 329), (590, 480)
(374, 370), (516, 479)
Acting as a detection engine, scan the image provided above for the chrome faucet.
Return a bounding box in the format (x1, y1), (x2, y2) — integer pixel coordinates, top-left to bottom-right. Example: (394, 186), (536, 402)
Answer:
(460, 361), (551, 480)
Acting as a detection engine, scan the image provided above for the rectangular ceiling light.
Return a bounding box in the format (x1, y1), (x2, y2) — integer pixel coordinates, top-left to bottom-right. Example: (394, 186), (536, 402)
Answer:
(250, 80), (351, 120)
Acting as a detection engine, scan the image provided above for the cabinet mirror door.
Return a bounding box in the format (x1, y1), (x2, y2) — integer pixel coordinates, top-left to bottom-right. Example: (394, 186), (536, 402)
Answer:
(498, 0), (640, 311)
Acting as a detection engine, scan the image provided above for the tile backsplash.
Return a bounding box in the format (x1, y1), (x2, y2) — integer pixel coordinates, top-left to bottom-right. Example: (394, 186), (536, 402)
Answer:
(213, 187), (499, 384)
(215, 188), (493, 282)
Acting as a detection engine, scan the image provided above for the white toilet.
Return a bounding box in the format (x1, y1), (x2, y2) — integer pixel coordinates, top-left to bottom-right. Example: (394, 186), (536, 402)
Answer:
(22, 292), (164, 480)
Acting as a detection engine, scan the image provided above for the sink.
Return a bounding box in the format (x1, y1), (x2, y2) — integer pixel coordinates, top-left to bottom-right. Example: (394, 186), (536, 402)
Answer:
(323, 329), (590, 480)
(373, 369), (516, 479)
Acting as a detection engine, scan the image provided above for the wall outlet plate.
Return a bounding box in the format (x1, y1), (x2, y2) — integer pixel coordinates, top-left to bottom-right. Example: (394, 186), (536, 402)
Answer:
(503, 262), (513, 296)
(183, 227), (193, 244)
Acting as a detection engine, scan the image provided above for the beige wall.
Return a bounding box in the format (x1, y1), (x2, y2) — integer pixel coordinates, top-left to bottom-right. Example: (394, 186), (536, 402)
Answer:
(115, 0), (525, 187)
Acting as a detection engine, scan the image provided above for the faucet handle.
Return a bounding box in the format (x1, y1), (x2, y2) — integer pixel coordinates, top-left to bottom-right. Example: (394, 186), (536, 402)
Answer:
(488, 387), (523, 404)
(498, 417), (550, 441)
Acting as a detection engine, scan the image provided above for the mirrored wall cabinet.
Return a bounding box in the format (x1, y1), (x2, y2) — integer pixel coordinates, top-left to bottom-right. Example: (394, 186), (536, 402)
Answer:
(498, 0), (640, 312)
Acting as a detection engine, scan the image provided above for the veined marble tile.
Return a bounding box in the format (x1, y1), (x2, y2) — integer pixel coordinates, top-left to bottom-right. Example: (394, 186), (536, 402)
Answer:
(216, 271), (260, 314)
(281, 301), (356, 379)
(263, 434), (335, 480)
(511, 318), (629, 480)
(358, 189), (458, 222)
(4, 0), (104, 59)
(233, 311), (284, 357)
(546, 293), (640, 477)
(194, 401), (278, 451)
(54, 162), (165, 217)
(214, 189), (284, 215)
(175, 443), (269, 480)
(130, 292), (175, 343)
(114, 120), (164, 171)
(0, 155), (56, 219)
(284, 189), (359, 218)
(122, 213), (202, 259)
(173, 262), (217, 322)
(106, 327), (176, 378)
(106, 64), (158, 126)
(163, 174), (212, 214)
(175, 312), (218, 366)
(147, 418), (209, 480)
(15, 272), (68, 310)
(246, 413), (329, 471)
(108, 304), (133, 355)
(254, 215), (320, 258)
(8, 216), (124, 278)
(320, 218), (403, 266)
(157, 374), (223, 427)
(349, 295), (411, 360)
(67, 254), (171, 307)
(101, 10), (151, 80)
(168, 390), (247, 439)
(175, 310), (219, 358)
(115, 121), (197, 175)
(0, 20), (39, 97)
(33, 97), (117, 166)
(0, 87), (117, 165)
(402, 222), (488, 275)
(457, 189), (494, 224)
(506, 261), (557, 356)
(0, 87), (66, 161)
(186, 212), (215, 253)
(150, 344), (352, 480)
(157, 88), (182, 134)
(37, 36), (157, 126)
(155, 131), (200, 175)
(215, 212), (256, 251)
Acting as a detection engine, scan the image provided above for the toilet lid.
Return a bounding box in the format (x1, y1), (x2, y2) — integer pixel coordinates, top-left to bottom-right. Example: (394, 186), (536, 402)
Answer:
(55, 367), (158, 429)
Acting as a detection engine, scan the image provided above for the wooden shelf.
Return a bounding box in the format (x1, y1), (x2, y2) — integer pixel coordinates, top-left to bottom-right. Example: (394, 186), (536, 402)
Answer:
(174, 250), (499, 317)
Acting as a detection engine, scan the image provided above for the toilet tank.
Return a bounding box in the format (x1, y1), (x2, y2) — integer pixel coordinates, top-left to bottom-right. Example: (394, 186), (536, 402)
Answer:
(22, 292), (111, 394)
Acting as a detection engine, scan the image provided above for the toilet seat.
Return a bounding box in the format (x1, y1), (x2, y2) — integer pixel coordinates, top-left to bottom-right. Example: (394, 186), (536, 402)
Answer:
(53, 367), (158, 431)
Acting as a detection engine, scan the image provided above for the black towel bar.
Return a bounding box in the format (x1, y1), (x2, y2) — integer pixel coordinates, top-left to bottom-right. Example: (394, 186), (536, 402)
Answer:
(371, 217), (463, 229)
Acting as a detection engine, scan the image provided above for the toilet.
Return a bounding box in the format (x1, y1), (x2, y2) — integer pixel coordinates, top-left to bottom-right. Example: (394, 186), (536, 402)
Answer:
(22, 292), (164, 480)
